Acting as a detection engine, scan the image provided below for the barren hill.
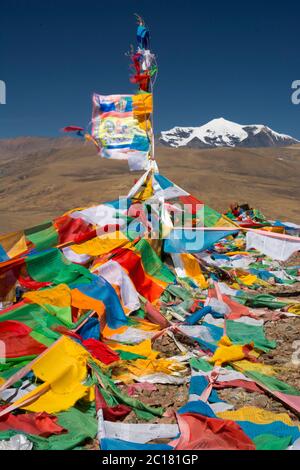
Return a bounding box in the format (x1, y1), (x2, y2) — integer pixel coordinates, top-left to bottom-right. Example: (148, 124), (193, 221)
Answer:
(1, 137), (300, 232)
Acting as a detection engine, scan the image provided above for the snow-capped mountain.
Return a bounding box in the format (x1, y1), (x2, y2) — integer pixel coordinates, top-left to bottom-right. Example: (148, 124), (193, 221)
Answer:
(159, 118), (299, 148)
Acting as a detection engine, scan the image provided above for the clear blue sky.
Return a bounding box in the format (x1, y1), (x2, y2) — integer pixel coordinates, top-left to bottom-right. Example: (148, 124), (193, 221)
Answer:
(0, 0), (299, 138)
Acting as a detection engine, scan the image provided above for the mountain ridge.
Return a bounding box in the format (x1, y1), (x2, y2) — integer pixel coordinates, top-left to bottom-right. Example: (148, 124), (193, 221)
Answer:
(159, 118), (299, 148)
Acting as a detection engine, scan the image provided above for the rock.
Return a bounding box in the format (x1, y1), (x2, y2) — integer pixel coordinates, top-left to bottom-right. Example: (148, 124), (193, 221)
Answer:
(253, 396), (269, 408)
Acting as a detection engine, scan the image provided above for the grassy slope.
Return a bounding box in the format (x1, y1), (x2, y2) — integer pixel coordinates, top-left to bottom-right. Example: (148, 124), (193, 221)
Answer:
(1, 138), (300, 232)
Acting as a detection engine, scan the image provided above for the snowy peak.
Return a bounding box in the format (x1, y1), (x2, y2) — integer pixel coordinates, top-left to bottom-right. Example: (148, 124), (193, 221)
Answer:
(160, 118), (299, 149)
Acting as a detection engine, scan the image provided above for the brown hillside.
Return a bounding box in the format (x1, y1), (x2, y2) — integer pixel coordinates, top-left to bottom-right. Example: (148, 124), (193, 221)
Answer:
(0, 138), (299, 232)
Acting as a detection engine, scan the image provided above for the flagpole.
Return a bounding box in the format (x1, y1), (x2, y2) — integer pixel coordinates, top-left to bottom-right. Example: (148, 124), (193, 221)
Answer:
(133, 14), (158, 168)
(148, 23), (157, 164)
(150, 74), (155, 162)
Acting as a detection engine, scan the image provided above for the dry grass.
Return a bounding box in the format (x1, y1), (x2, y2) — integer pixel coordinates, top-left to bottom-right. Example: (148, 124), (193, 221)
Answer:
(1, 137), (300, 232)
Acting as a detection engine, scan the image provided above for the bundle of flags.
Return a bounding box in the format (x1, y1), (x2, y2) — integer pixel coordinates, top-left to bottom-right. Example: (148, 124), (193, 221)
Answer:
(91, 92), (153, 171)
(0, 167), (300, 451)
(63, 17), (157, 172)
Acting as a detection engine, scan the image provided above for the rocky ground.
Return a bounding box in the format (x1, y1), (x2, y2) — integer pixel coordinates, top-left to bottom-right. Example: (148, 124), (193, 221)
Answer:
(116, 309), (300, 427)
(220, 315), (300, 424)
